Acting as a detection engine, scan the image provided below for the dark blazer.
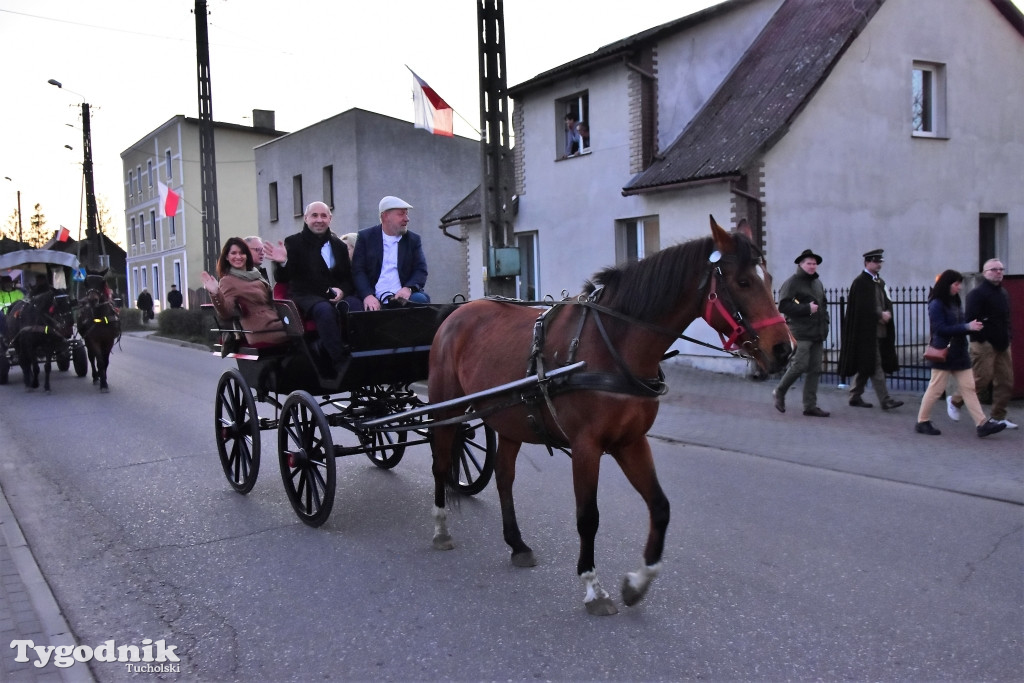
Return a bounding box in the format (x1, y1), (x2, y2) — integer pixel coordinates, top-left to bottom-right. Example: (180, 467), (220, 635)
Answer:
(273, 225), (355, 315)
(351, 225), (428, 300)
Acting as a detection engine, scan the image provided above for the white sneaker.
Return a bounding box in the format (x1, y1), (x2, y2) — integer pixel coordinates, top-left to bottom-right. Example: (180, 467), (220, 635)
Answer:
(946, 397), (960, 422)
(997, 419), (1018, 430)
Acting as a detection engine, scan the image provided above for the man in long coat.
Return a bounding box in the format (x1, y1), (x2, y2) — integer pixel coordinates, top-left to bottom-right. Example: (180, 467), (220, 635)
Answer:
(838, 249), (903, 410)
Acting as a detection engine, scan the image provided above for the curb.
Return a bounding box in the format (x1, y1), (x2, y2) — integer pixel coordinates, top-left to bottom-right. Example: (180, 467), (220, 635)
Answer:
(0, 481), (96, 683)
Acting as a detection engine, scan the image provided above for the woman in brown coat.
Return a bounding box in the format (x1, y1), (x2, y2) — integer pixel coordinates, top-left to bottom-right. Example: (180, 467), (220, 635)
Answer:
(200, 237), (288, 346)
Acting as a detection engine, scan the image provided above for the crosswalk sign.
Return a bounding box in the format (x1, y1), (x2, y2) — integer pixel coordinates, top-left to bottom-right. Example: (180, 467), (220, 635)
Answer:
(72, 267), (86, 282)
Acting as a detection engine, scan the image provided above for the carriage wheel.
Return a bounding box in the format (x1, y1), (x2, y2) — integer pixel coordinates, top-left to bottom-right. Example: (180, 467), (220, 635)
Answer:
(214, 368), (261, 494)
(454, 420), (496, 495)
(72, 344), (88, 377)
(363, 428), (408, 469)
(278, 391), (336, 527)
(0, 353), (8, 385)
(56, 349), (71, 372)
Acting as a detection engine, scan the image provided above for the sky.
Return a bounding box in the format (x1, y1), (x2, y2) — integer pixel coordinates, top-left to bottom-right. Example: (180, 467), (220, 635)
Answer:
(1, 0), (731, 247)
(2, 0), (1021, 248)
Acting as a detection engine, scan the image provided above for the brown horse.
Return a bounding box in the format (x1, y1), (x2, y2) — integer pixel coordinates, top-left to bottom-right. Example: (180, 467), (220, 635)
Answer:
(427, 216), (793, 615)
(77, 272), (120, 392)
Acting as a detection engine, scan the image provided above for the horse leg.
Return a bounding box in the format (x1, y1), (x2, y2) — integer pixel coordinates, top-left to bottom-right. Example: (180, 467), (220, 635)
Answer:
(494, 435), (535, 567)
(89, 344), (99, 384)
(42, 344), (52, 392)
(572, 445), (617, 615)
(611, 437), (670, 608)
(430, 423), (457, 550)
(98, 347), (110, 391)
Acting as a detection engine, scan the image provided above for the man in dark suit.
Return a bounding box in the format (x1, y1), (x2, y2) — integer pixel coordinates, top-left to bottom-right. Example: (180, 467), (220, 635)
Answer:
(838, 248), (903, 410)
(352, 196), (429, 311)
(269, 201), (361, 371)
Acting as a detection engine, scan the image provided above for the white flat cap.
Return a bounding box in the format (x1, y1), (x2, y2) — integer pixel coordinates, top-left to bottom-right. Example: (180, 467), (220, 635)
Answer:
(379, 196), (413, 213)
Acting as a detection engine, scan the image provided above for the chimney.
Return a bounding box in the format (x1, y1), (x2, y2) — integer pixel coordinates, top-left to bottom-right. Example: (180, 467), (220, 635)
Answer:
(251, 109), (275, 130)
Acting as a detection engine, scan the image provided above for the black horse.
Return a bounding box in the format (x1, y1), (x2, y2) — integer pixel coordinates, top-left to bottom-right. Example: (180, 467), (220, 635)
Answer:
(6, 288), (75, 392)
(77, 272), (121, 392)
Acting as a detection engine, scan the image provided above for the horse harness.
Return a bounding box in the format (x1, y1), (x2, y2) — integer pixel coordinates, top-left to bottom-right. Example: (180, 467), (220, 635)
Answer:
(521, 249), (786, 450)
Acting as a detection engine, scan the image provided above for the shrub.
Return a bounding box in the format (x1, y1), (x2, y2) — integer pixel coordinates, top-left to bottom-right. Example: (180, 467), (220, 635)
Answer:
(157, 308), (218, 345)
(119, 308), (145, 331)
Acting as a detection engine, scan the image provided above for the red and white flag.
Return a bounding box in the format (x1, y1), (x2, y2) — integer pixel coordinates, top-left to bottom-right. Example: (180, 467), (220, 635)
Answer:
(410, 68), (453, 137)
(56, 226), (70, 242)
(158, 180), (180, 218)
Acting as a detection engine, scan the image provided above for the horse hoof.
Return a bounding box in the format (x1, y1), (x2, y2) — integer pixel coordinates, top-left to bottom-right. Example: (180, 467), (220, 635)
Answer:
(621, 579), (646, 607)
(432, 534), (454, 551)
(510, 550), (536, 568)
(100, 386), (109, 393)
(585, 596), (618, 616)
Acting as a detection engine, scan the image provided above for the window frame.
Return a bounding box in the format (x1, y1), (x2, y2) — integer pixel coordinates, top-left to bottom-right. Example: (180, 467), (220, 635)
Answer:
(912, 61), (947, 138)
(615, 216), (660, 265)
(292, 175), (303, 217)
(269, 181), (279, 222)
(555, 91), (590, 159)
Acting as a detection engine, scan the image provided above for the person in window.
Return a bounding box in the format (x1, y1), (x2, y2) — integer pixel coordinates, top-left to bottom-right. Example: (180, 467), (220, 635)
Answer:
(266, 201), (361, 372)
(577, 120), (590, 152)
(352, 196), (429, 311)
(200, 237), (287, 347)
(563, 112), (580, 157)
(914, 269), (1005, 438)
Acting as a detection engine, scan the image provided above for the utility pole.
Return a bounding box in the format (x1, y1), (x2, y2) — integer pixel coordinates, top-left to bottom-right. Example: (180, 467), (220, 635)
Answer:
(195, 0), (220, 276)
(477, 0), (518, 297)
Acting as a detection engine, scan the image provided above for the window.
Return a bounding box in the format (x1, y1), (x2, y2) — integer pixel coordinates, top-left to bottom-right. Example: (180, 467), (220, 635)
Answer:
(127, 171), (134, 198)
(616, 216), (660, 264)
(165, 150), (172, 178)
(136, 166), (142, 193)
(173, 261), (182, 294)
(169, 215), (176, 237)
(150, 210), (157, 240)
(912, 61), (946, 138)
(292, 175), (303, 217)
(140, 267), (147, 289)
(323, 166), (334, 209)
(978, 213), (1007, 271)
(147, 160), (153, 187)
(269, 182), (279, 222)
(555, 92), (590, 158)
(152, 266), (159, 301)
(130, 216), (136, 244)
(139, 214), (145, 243)
(516, 232), (539, 301)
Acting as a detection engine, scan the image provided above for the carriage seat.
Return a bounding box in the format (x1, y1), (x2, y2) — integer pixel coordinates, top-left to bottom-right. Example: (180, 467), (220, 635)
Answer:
(272, 282), (318, 333)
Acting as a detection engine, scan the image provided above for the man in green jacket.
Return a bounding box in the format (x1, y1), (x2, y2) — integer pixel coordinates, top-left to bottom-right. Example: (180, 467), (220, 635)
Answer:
(772, 249), (831, 417)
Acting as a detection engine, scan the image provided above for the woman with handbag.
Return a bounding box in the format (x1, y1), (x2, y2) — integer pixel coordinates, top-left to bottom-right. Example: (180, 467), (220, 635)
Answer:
(915, 269), (1006, 437)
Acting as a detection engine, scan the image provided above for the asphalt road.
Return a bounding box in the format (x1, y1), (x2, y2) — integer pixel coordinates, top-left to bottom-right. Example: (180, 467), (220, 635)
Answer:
(0, 333), (1020, 682)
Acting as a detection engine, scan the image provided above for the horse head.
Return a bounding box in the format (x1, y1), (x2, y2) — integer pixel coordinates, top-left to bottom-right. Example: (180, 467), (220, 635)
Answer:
(702, 215), (793, 373)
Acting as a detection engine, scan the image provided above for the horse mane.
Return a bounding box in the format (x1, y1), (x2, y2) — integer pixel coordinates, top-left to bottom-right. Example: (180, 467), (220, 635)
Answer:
(581, 231), (758, 321)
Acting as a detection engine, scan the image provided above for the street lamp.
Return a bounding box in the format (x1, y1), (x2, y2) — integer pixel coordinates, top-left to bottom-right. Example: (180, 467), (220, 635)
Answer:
(48, 78), (100, 267)
(3, 176), (23, 245)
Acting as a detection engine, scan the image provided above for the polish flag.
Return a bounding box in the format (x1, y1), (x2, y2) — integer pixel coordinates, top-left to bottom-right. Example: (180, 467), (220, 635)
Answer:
(409, 68), (453, 137)
(158, 181), (180, 218)
(57, 226), (70, 242)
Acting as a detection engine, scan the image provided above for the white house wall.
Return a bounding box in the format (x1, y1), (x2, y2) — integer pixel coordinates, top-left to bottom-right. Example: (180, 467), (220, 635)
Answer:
(762, 0), (1024, 288)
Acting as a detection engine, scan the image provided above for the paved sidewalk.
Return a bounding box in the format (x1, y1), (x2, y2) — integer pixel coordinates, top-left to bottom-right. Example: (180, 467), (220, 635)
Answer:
(1, 481), (94, 683)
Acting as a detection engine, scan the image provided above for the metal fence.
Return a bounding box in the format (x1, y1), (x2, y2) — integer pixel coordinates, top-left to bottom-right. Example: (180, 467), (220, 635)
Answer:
(778, 285), (933, 393)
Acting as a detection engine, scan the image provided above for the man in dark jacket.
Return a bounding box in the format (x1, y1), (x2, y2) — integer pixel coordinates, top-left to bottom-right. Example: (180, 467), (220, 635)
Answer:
(950, 258), (1016, 429)
(352, 196), (429, 311)
(772, 249), (831, 417)
(270, 201), (361, 372)
(167, 284), (183, 309)
(838, 249), (903, 410)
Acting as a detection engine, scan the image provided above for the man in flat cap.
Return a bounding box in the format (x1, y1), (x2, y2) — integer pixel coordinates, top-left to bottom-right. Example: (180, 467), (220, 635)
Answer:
(352, 196), (429, 311)
(772, 249), (831, 417)
(838, 249), (903, 410)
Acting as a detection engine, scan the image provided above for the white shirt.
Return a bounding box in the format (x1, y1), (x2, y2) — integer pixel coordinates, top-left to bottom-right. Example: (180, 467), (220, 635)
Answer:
(374, 233), (403, 299)
(321, 241), (334, 269)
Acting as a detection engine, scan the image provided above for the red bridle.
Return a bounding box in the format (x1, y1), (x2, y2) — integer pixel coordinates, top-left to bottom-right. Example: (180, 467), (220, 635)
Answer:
(701, 260), (786, 354)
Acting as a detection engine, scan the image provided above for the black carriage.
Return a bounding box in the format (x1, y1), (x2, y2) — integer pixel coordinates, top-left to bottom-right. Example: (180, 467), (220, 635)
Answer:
(211, 296), (497, 527)
(0, 249), (88, 385)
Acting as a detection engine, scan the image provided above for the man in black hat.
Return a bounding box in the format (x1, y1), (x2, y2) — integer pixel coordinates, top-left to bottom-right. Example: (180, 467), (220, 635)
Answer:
(772, 249), (831, 417)
(838, 249), (903, 410)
